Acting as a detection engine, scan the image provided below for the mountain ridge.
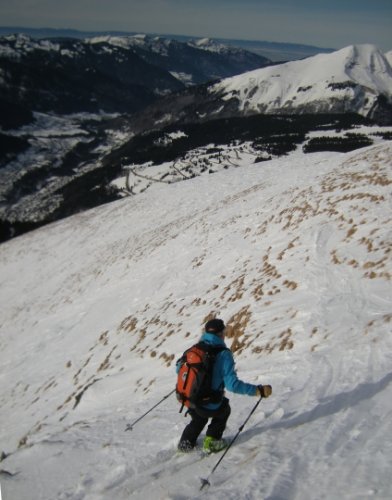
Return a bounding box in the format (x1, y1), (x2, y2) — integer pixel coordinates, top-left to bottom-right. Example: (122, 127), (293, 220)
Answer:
(85, 33), (271, 86)
(0, 26), (336, 61)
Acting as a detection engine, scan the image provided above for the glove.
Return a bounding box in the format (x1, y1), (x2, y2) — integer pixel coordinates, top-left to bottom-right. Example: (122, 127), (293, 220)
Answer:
(256, 384), (272, 398)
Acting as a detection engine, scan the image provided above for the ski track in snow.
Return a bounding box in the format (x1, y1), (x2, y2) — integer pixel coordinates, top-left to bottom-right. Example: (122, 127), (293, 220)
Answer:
(0, 143), (391, 500)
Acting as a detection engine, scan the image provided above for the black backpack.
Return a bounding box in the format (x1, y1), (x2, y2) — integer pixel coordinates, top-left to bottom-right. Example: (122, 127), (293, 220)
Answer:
(176, 342), (228, 412)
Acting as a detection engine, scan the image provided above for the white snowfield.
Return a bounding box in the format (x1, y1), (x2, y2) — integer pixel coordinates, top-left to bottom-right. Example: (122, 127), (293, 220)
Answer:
(385, 50), (392, 67)
(0, 143), (391, 500)
(212, 44), (392, 117)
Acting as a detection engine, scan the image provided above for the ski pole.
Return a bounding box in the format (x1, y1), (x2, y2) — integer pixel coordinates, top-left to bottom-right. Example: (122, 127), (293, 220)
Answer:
(125, 388), (176, 431)
(200, 395), (263, 490)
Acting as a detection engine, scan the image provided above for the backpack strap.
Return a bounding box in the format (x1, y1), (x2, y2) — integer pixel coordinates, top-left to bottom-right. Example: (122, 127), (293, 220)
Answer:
(195, 342), (229, 355)
(195, 342), (229, 405)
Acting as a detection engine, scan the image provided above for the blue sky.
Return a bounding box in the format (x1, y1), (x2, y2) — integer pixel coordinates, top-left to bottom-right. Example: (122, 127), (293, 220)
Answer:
(1, 0), (391, 50)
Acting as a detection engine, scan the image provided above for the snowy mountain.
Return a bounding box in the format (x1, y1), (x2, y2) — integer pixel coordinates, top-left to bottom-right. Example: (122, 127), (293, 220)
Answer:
(0, 33), (268, 125)
(137, 44), (392, 132)
(211, 44), (392, 123)
(0, 33), (184, 122)
(0, 33), (269, 242)
(0, 141), (391, 499)
(1, 40), (392, 246)
(86, 34), (271, 86)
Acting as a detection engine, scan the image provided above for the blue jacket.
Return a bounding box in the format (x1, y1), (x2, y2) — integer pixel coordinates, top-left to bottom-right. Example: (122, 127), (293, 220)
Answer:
(177, 332), (258, 409)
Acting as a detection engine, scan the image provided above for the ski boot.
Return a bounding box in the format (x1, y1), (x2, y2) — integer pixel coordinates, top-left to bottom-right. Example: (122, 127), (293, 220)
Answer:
(177, 439), (194, 453)
(202, 436), (228, 454)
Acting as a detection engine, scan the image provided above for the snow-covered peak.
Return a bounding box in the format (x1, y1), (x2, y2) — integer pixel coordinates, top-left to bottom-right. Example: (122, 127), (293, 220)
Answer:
(0, 33), (62, 58)
(86, 34), (176, 56)
(211, 44), (392, 118)
(194, 37), (212, 46)
(189, 37), (239, 54)
(86, 34), (146, 49)
(192, 37), (223, 50)
(87, 34), (169, 47)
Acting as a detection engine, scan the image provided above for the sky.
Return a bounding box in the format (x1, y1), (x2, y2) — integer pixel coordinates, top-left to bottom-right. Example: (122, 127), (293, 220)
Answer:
(0, 0), (391, 51)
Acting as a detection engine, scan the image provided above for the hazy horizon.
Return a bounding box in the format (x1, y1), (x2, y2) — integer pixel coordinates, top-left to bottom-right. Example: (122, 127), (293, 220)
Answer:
(0, 0), (391, 52)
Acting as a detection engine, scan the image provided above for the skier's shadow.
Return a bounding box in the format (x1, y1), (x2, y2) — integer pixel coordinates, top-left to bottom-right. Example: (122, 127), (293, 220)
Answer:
(236, 370), (392, 444)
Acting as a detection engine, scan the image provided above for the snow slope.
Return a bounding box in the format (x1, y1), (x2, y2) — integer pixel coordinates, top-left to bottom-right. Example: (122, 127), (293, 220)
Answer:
(212, 44), (392, 118)
(0, 143), (391, 499)
(385, 50), (392, 67)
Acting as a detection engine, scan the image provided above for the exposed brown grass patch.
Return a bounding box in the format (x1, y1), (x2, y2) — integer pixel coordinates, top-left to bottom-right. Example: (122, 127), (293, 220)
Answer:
(99, 331), (109, 345)
(226, 306), (252, 353)
(331, 250), (342, 265)
(159, 352), (175, 367)
(73, 355), (92, 385)
(192, 254), (206, 268)
(336, 193), (385, 204)
(220, 274), (246, 302)
(283, 280), (298, 290)
(119, 316), (138, 333)
(252, 283), (264, 301)
(277, 238), (299, 261)
(261, 261), (281, 279)
(98, 346), (117, 372)
(278, 328), (294, 351)
(346, 226), (357, 239)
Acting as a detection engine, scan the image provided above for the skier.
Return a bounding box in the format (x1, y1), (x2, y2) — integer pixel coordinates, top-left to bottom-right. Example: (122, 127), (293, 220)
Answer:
(177, 318), (272, 453)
